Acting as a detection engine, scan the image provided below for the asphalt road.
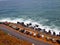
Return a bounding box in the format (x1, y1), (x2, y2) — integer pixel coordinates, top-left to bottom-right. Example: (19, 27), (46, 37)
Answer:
(0, 24), (52, 45)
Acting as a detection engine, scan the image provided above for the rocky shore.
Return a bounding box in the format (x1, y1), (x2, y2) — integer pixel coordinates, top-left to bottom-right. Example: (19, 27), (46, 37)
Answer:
(0, 21), (60, 45)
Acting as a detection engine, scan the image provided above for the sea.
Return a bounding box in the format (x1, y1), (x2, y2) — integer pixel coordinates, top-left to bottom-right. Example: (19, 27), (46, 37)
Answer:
(0, 0), (60, 34)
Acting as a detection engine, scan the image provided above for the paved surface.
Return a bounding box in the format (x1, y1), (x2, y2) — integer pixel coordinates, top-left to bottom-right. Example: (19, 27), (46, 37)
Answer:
(0, 24), (52, 45)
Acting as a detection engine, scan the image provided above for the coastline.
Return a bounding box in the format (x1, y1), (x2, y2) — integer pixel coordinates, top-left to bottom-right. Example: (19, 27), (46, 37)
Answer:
(0, 21), (60, 45)
(0, 18), (60, 35)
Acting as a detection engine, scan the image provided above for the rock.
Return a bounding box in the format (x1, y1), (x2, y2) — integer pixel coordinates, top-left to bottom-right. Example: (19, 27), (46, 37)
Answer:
(37, 28), (42, 31)
(26, 23), (32, 27)
(43, 29), (46, 32)
(48, 30), (51, 34)
(17, 22), (20, 24)
(21, 22), (27, 27)
(53, 32), (56, 36)
(29, 23), (32, 25)
(35, 24), (39, 27)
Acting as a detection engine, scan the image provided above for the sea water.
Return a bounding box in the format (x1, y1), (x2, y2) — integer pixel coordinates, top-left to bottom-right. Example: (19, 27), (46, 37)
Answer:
(0, 0), (60, 34)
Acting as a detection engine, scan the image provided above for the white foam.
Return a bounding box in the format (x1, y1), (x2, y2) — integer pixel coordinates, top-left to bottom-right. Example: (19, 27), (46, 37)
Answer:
(0, 18), (60, 34)
(0, 18), (24, 23)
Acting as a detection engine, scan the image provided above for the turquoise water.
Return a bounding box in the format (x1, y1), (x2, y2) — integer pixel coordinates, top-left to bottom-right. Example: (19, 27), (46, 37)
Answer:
(0, 0), (60, 34)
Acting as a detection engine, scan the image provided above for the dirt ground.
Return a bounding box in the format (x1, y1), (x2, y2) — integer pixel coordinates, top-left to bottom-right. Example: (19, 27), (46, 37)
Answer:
(0, 30), (32, 45)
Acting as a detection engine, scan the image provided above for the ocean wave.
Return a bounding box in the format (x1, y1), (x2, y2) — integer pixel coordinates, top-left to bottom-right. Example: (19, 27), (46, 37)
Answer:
(0, 17), (60, 34)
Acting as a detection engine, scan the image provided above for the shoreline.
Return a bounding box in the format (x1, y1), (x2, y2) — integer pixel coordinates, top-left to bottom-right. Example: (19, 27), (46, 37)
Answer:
(0, 21), (60, 45)
(0, 18), (60, 34)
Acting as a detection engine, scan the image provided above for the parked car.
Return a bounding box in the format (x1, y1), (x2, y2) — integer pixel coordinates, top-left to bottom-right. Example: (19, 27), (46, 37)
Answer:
(46, 37), (52, 41)
(15, 28), (19, 30)
(29, 32), (33, 36)
(11, 25), (19, 30)
(33, 33), (37, 37)
(25, 31), (30, 35)
(24, 30), (27, 34)
(37, 33), (41, 38)
(41, 35), (44, 38)
(0, 22), (4, 24)
(56, 39), (60, 44)
(51, 38), (56, 43)
(9, 24), (12, 27)
(19, 30), (25, 33)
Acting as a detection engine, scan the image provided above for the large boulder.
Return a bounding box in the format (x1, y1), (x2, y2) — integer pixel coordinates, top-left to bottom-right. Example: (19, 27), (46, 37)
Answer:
(35, 24), (39, 27)
(48, 30), (51, 34)
(53, 32), (56, 36)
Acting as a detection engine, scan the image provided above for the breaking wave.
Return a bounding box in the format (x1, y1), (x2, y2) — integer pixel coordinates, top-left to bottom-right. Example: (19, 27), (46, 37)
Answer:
(0, 17), (60, 34)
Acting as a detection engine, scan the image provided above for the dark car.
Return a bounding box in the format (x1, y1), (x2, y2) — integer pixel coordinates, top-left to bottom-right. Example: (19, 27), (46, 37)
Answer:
(19, 30), (25, 33)
(56, 39), (60, 44)
(37, 33), (41, 38)
(25, 31), (30, 35)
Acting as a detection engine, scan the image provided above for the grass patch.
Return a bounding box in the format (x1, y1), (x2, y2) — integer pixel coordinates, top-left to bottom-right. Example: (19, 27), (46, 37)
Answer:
(0, 43), (4, 45)
(4, 32), (8, 35)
